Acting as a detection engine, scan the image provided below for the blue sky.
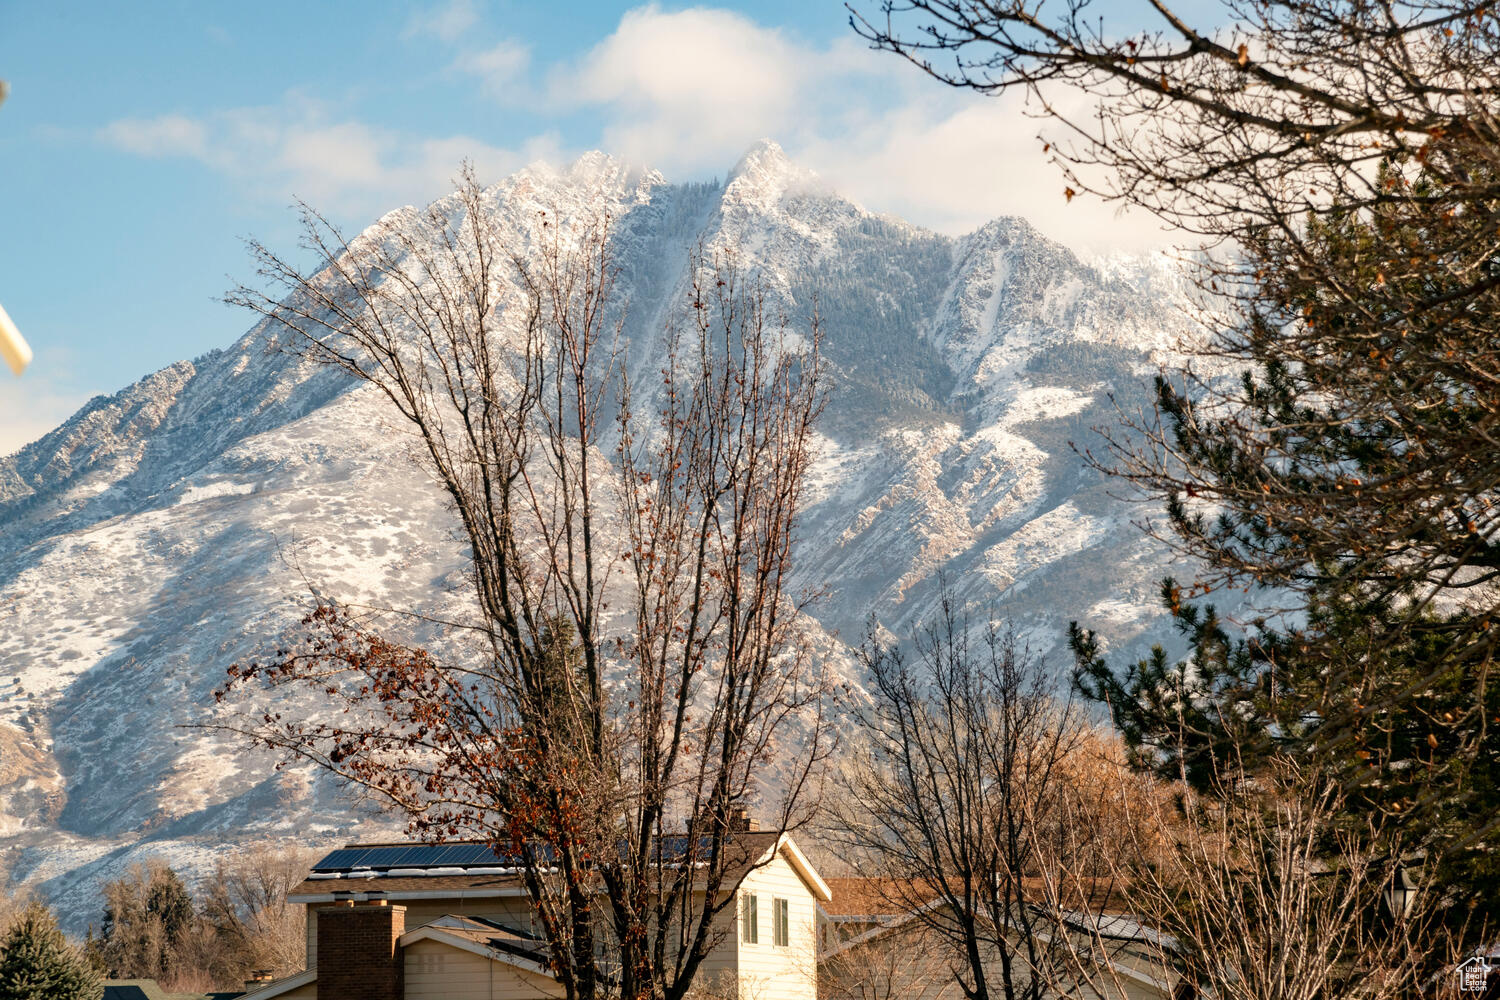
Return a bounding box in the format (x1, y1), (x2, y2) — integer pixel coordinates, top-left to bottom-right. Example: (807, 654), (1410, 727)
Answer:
(0, 1), (1170, 454)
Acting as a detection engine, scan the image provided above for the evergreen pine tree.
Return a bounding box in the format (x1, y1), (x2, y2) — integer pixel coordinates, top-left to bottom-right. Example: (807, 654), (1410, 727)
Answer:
(1073, 142), (1500, 942)
(0, 903), (101, 1000)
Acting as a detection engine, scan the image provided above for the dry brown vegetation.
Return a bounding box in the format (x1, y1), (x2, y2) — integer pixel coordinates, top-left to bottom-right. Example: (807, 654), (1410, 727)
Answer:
(85, 843), (319, 992)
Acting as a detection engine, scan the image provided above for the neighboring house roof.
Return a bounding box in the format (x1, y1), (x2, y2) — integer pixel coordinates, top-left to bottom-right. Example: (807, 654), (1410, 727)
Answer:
(819, 877), (1173, 994)
(821, 878), (938, 919)
(289, 870), (531, 901)
(102, 984), (168, 1000)
(289, 832), (829, 903)
(820, 876), (1127, 921)
(1057, 909), (1175, 948)
(103, 980), (239, 1000)
(233, 968), (316, 1000)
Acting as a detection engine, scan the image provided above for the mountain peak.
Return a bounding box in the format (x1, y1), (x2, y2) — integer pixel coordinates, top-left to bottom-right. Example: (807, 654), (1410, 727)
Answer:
(724, 139), (818, 204)
(568, 148), (618, 175)
(729, 138), (792, 177)
(487, 150), (667, 222)
(510, 149), (626, 192)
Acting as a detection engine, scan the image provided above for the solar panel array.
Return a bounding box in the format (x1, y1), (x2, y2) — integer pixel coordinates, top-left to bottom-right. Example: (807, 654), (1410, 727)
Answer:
(312, 834), (744, 873)
(311, 844), (518, 872)
(655, 835), (717, 857)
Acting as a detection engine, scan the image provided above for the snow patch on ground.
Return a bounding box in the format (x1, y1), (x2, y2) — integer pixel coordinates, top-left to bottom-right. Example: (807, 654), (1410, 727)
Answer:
(999, 387), (1093, 428)
(174, 481), (255, 506)
(981, 502), (1113, 591)
(1088, 596), (1154, 628)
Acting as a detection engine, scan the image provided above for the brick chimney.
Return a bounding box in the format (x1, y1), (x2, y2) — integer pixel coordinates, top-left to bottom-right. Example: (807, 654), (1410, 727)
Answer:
(727, 804), (760, 832)
(316, 898), (405, 1000)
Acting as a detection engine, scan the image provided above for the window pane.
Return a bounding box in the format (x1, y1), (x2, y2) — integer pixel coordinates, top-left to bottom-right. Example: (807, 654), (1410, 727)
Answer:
(743, 894), (758, 944)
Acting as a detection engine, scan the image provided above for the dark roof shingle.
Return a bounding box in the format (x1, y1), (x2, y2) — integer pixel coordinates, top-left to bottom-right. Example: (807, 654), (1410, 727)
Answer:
(290, 832), (784, 901)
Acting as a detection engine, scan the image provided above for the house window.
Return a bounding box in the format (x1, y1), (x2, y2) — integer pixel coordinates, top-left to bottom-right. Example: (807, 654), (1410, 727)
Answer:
(773, 897), (789, 947)
(742, 893), (758, 944)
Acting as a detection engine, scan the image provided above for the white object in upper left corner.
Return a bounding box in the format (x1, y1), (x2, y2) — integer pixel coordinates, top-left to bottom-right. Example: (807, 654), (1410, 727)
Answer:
(0, 303), (33, 376)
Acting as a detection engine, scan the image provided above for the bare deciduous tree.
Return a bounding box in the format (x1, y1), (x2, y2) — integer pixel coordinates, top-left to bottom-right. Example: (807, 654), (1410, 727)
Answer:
(216, 165), (832, 1000)
(199, 842), (321, 980)
(849, 0), (1500, 241)
(1053, 757), (1459, 1000)
(80, 846), (321, 992)
(818, 918), (968, 1000)
(826, 593), (1133, 1000)
(88, 859), (194, 986)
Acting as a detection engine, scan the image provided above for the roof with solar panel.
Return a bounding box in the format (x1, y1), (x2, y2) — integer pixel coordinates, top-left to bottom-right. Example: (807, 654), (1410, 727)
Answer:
(288, 833), (785, 901)
(309, 842), (530, 876)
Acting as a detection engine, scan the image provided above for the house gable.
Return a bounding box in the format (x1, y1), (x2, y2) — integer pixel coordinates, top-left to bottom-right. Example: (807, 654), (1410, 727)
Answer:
(766, 836), (833, 903)
(733, 840), (823, 1000)
(401, 930), (566, 1000)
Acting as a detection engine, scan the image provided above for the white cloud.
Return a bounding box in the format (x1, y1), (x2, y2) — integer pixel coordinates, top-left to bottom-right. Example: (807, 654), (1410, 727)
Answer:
(801, 89), (1171, 252)
(565, 7), (797, 111)
(278, 122), (388, 189)
(405, 0), (480, 43)
(99, 5), (1179, 252)
(533, 5), (1172, 251)
(98, 102), (547, 217)
(548, 6), (803, 175)
(453, 39), (532, 100)
(100, 115), (208, 159)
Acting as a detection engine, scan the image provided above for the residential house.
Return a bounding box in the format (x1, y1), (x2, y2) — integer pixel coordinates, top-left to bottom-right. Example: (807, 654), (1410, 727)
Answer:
(230, 834), (1173, 1000)
(815, 878), (1173, 1000)
(238, 826), (831, 1000)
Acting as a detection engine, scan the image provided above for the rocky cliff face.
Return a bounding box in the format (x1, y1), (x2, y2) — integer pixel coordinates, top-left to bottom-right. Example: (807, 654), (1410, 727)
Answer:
(0, 141), (1199, 928)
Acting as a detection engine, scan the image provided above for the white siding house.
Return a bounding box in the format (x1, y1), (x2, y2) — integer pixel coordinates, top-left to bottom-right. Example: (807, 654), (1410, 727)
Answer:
(241, 833), (830, 1000)
(732, 841), (825, 1000)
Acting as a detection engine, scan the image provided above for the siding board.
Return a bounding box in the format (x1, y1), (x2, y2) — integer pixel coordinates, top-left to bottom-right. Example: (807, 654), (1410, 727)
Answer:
(404, 938), (565, 1000)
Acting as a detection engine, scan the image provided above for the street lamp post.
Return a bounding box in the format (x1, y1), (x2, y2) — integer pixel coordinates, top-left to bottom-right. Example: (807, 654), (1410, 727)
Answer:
(1383, 862), (1418, 921)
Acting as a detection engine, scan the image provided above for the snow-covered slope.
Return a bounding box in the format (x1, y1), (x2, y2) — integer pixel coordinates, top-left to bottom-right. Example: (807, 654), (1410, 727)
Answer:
(0, 141), (1198, 928)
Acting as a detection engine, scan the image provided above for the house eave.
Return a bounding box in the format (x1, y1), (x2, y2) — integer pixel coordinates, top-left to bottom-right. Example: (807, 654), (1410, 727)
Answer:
(764, 835), (833, 902)
(235, 967), (316, 1000)
(398, 925), (556, 979)
(289, 886), (531, 904)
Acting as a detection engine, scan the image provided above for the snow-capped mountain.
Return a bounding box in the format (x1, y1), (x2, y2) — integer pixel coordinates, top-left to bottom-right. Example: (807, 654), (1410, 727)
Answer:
(0, 141), (1199, 928)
